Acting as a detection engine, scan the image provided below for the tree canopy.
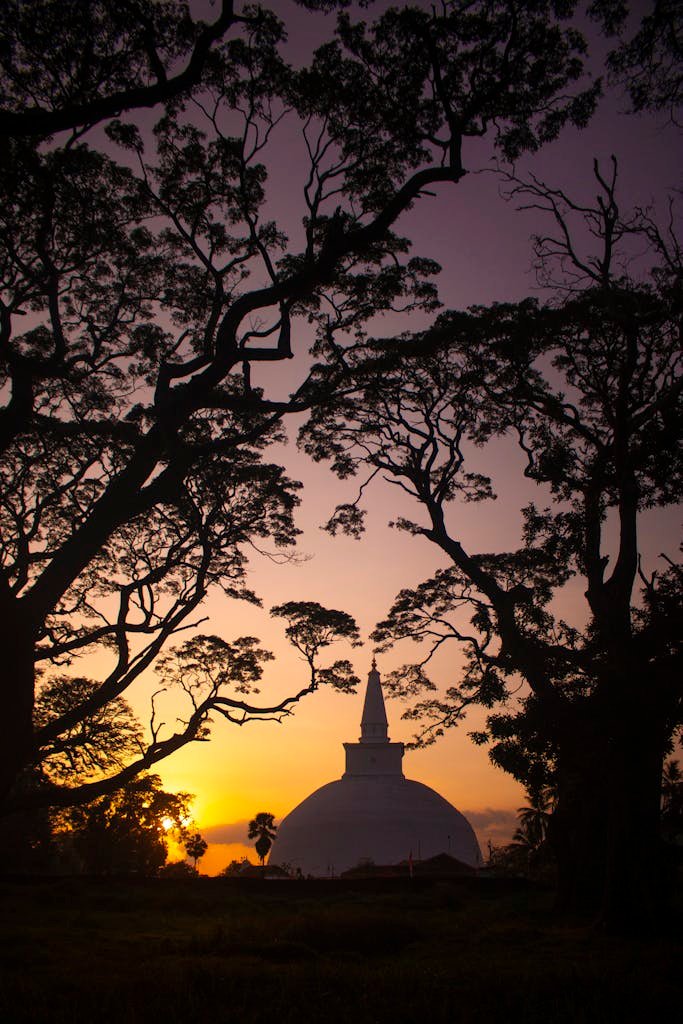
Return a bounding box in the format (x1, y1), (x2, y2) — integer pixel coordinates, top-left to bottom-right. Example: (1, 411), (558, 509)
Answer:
(248, 810), (277, 864)
(590, 0), (683, 119)
(299, 158), (682, 923)
(0, 0), (319, 139)
(0, 0), (599, 813)
(184, 831), (208, 869)
(66, 772), (193, 875)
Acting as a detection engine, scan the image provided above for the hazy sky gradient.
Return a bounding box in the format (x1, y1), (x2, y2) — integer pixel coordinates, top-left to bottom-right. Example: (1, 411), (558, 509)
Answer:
(115, 1), (682, 873)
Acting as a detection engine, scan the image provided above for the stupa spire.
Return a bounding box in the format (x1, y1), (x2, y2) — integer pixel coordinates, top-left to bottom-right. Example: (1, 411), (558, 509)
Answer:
(360, 659), (389, 743)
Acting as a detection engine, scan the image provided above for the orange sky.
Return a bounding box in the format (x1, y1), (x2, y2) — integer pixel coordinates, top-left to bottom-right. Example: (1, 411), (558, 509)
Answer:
(144, 448), (533, 874)
(145, 435), (679, 875)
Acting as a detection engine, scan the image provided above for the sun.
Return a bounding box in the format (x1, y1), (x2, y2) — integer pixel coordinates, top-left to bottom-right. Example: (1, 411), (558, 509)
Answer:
(161, 814), (193, 832)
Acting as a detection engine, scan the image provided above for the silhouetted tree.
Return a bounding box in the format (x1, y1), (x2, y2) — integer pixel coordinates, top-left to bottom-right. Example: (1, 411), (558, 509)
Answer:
(66, 773), (192, 875)
(300, 161), (682, 926)
(661, 758), (683, 844)
(4, 676), (144, 871)
(0, 0), (326, 139)
(220, 857), (252, 877)
(184, 832), (208, 870)
(0, 0), (598, 813)
(160, 859), (197, 878)
(590, 0), (683, 119)
(248, 812), (277, 865)
(33, 676), (143, 785)
(515, 786), (554, 852)
(3, 798), (58, 874)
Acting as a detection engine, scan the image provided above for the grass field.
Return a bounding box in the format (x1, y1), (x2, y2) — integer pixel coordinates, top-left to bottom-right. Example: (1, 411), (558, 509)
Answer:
(1, 876), (679, 1023)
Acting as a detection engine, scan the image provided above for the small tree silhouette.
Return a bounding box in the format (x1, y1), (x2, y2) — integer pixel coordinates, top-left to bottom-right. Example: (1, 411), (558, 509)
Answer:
(184, 833), (208, 870)
(662, 759), (683, 844)
(247, 813), (277, 866)
(514, 786), (554, 852)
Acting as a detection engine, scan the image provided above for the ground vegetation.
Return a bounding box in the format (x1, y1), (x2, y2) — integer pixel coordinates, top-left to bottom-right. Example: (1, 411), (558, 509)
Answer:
(0, 877), (679, 1022)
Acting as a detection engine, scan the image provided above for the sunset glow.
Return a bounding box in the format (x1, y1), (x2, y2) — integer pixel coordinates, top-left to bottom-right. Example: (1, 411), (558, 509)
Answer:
(103, 18), (678, 873)
(3, 0), (680, 914)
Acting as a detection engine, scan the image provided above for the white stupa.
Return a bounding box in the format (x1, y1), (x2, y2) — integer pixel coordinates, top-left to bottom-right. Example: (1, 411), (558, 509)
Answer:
(273, 661), (482, 876)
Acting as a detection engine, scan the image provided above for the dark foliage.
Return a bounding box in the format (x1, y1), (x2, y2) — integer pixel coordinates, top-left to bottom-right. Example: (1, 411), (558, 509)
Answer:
(0, 1), (597, 813)
(299, 159), (682, 925)
(184, 832), (208, 869)
(0, 878), (680, 1022)
(65, 773), (192, 875)
(248, 811), (277, 864)
(590, 0), (683, 119)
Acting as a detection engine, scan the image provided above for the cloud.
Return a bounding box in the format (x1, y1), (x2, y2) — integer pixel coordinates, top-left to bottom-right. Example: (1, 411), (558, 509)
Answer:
(463, 807), (518, 829)
(461, 808), (519, 844)
(201, 821), (251, 845)
(202, 809), (521, 849)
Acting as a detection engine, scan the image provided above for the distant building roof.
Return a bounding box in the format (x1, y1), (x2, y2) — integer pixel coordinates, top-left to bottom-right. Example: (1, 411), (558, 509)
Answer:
(341, 852), (477, 879)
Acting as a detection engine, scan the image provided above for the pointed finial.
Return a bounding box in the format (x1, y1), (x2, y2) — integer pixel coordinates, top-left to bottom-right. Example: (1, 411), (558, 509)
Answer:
(360, 657), (388, 742)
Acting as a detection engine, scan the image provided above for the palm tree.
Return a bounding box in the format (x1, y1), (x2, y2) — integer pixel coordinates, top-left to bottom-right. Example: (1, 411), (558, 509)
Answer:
(662, 759), (681, 807)
(661, 759), (683, 843)
(514, 786), (555, 853)
(184, 832), (208, 870)
(247, 812), (277, 866)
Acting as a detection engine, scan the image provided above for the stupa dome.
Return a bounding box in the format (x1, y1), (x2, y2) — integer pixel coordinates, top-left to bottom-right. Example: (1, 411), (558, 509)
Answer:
(273, 662), (482, 876)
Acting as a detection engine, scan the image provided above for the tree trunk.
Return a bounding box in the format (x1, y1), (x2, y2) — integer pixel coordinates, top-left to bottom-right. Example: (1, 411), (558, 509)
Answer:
(0, 612), (35, 807)
(601, 725), (667, 931)
(551, 727), (607, 918)
(551, 716), (668, 931)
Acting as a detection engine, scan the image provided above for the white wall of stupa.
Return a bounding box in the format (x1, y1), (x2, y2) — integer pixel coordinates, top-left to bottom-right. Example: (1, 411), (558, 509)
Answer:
(272, 662), (482, 876)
